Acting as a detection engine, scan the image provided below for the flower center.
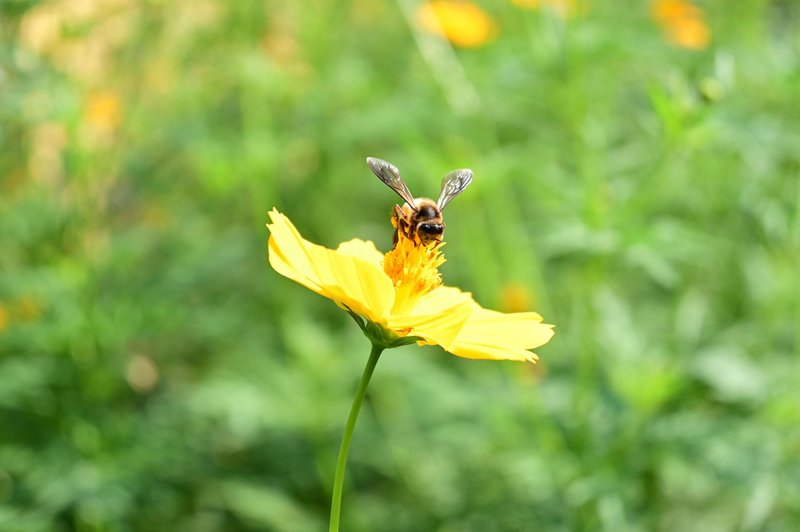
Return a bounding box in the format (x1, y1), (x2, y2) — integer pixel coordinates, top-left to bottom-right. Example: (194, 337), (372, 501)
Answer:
(383, 231), (445, 307)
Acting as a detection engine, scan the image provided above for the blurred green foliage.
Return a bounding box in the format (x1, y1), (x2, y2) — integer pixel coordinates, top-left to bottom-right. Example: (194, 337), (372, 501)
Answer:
(1, 0), (799, 530)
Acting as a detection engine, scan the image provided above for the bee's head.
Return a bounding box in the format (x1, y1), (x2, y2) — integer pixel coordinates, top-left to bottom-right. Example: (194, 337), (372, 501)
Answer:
(418, 223), (444, 236)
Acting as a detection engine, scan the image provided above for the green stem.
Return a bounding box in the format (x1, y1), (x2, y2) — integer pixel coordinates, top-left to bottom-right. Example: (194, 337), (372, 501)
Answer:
(329, 344), (383, 532)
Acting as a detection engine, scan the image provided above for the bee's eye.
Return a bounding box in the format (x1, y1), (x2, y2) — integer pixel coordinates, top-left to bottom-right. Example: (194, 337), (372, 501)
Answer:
(420, 223), (444, 235)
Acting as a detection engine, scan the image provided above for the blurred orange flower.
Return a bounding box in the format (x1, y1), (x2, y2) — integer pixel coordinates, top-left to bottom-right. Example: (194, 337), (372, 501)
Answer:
(417, 1), (497, 48)
(652, 0), (710, 50)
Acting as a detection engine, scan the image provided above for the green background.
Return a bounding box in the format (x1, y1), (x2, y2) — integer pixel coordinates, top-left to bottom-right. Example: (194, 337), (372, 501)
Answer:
(1, 1), (798, 530)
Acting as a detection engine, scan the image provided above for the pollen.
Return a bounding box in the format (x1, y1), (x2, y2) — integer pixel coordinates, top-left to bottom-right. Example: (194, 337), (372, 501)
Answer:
(383, 231), (445, 304)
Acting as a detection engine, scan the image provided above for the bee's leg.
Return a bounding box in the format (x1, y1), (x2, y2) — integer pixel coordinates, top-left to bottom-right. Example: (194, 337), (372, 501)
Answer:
(390, 205), (404, 249)
(391, 205), (403, 229)
(391, 204), (412, 240)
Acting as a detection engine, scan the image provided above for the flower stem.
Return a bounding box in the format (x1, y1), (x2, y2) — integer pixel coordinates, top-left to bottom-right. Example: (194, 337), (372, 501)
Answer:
(329, 343), (383, 532)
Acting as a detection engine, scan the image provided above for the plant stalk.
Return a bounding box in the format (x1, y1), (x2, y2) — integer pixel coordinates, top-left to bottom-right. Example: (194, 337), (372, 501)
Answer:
(329, 344), (383, 532)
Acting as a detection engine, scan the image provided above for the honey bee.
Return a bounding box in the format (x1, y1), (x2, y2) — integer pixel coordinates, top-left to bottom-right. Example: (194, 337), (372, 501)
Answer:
(367, 157), (473, 247)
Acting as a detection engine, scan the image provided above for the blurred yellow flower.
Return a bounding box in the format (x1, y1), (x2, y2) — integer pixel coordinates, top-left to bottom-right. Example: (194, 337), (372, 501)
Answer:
(19, 0), (137, 84)
(16, 296), (43, 322)
(500, 282), (533, 313)
(0, 305), (8, 333)
(85, 91), (123, 132)
(267, 209), (553, 362)
(417, 1), (498, 48)
(652, 0), (710, 50)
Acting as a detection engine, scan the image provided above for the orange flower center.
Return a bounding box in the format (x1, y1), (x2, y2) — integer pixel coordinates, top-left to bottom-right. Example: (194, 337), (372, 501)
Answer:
(383, 231), (445, 306)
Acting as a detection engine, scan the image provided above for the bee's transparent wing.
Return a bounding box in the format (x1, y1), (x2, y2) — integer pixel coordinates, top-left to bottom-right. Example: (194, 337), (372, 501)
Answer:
(437, 168), (473, 210)
(367, 157), (416, 208)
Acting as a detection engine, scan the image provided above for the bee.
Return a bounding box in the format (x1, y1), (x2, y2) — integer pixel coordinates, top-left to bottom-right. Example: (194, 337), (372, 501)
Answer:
(367, 157), (473, 248)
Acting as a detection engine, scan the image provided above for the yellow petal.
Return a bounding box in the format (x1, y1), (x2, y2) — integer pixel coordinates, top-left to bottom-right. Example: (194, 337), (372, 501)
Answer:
(447, 306), (555, 362)
(267, 212), (326, 291)
(388, 286), (474, 347)
(267, 210), (395, 324)
(337, 239), (385, 267)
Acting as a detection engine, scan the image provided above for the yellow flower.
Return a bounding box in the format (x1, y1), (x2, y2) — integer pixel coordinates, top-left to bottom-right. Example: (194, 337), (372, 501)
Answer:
(652, 0), (710, 50)
(267, 209), (554, 362)
(417, 1), (498, 49)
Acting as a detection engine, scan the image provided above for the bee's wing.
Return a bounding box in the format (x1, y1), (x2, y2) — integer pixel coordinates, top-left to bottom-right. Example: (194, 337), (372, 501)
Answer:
(367, 157), (417, 208)
(437, 168), (473, 210)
